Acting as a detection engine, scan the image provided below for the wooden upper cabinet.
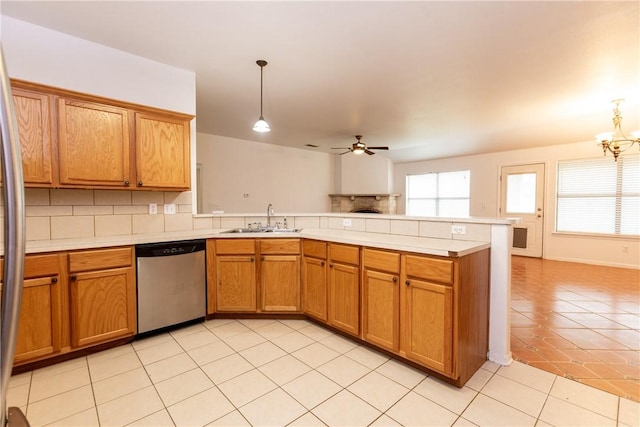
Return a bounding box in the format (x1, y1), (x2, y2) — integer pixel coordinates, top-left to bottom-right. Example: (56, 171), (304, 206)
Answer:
(12, 87), (54, 186)
(58, 98), (130, 187)
(135, 112), (190, 190)
(9, 79), (193, 191)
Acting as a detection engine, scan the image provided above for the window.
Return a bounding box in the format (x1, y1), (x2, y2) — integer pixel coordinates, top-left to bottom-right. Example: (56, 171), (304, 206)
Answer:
(406, 170), (470, 217)
(556, 155), (639, 236)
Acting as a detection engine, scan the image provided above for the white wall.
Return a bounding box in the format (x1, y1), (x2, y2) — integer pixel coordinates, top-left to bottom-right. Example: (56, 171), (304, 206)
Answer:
(394, 141), (640, 269)
(197, 133), (333, 214)
(0, 16), (195, 115)
(0, 16), (200, 240)
(338, 153), (394, 194)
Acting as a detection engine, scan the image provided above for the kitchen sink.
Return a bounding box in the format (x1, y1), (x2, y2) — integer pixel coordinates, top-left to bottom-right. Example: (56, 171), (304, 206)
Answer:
(221, 227), (302, 234)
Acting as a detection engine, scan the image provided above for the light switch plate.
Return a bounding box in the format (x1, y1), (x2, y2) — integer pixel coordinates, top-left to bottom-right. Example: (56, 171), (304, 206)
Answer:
(148, 203), (157, 215)
(343, 218), (352, 227)
(164, 203), (176, 215)
(451, 225), (466, 234)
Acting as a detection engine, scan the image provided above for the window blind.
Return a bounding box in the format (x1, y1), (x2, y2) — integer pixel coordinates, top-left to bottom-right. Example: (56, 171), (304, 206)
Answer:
(556, 155), (639, 235)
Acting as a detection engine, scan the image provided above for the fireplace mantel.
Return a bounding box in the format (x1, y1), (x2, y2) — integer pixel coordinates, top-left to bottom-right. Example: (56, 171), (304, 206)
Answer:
(329, 194), (401, 214)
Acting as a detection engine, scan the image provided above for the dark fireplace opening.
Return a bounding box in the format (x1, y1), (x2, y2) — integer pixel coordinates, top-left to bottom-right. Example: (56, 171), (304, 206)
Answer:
(351, 208), (381, 214)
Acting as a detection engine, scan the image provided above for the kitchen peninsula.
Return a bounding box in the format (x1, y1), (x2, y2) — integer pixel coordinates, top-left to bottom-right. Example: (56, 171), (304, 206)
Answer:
(3, 213), (515, 387)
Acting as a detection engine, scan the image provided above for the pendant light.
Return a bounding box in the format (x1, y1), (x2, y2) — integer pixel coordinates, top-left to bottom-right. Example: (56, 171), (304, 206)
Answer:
(252, 60), (270, 132)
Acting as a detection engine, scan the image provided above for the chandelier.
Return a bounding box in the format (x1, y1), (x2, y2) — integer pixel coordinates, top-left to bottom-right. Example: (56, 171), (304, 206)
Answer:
(596, 99), (640, 161)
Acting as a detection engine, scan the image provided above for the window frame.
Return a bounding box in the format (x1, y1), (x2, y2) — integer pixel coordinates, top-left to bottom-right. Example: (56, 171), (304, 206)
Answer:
(406, 170), (471, 217)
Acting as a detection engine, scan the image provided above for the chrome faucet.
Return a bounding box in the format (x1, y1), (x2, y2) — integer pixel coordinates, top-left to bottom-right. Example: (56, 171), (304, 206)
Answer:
(267, 203), (274, 228)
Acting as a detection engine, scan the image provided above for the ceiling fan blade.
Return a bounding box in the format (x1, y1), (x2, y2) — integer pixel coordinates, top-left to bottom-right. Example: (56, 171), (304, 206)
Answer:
(331, 147), (350, 150)
(368, 146), (389, 150)
(365, 149), (375, 155)
(339, 150), (351, 155)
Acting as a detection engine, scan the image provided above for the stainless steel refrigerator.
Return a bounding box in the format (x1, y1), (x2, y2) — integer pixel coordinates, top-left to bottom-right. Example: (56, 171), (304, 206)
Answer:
(0, 45), (29, 427)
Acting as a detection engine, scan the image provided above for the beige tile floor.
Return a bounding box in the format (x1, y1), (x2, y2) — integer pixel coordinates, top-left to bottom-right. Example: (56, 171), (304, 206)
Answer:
(7, 318), (640, 426)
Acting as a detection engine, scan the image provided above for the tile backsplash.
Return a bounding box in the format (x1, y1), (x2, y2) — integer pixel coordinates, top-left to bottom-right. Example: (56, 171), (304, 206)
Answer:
(0, 188), (195, 241)
(0, 189), (495, 245)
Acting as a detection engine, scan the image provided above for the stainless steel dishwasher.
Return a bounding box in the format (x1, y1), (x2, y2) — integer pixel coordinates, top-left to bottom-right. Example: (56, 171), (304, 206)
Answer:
(136, 239), (206, 335)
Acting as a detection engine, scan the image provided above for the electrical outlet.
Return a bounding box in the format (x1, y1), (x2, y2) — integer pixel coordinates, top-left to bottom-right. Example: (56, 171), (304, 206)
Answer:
(164, 203), (176, 215)
(343, 218), (352, 227)
(148, 203), (157, 215)
(243, 193), (250, 198)
(451, 225), (466, 235)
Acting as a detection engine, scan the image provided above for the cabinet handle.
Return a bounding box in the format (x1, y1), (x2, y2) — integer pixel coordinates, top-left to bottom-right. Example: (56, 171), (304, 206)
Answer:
(70, 274), (77, 281)
(50, 277), (58, 284)
(320, 261), (325, 266)
(405, 280), (410, 286)
(329, 263), (333, 268)
(124, 180), (130, 186)
(392, 276), (398, 283)
(137, 181), (143, 187)
(261, 255), (265, 261)
(250, 257), (255, 262)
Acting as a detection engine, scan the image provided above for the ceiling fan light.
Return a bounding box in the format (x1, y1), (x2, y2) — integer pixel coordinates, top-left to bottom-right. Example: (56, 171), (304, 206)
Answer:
(253, 117), (270, 132)
(352, 147), (365, 154)
(631, 130), (640, 139)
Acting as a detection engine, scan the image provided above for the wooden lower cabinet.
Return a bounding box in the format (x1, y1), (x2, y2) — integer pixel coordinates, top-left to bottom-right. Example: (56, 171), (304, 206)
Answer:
(212, 238), (302, 313)
(361, 248), (400, 351)
(261, 255), (300, 311)
(4, 254), (65, 364)
(302, 240), (328, 321)
(213, 239), (257, 312)
(327, 243), (360, 336)
(260, 239), (301, 312)
(216, 255), (257, 312)
(404, 278), (453, 374)
(362, 269), (399, 352)
(69, 247), (136, 348)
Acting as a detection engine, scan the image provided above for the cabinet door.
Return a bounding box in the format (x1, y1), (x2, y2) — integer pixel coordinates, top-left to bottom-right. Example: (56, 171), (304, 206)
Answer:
(58, 99), (130, 187)
(14, 276), (62, 363)
(70, 266), (136, 348)
(135, 113), (190, 190)
(261, 255), (300, 312)
(216, 256), (256, 312)
(302, 256), (327, 321)
(362, 269), (399, 352)
(328, 262), (360, 336)
(12, 87), (54, 185)
(404, 278), (453, 374)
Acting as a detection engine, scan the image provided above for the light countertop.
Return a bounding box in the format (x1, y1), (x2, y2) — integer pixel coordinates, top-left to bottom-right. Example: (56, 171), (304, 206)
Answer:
(13, 228), (490, 258)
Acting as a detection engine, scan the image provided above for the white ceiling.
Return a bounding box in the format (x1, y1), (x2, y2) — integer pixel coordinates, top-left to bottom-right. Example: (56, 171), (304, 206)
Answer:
(2, 1), (639, 163)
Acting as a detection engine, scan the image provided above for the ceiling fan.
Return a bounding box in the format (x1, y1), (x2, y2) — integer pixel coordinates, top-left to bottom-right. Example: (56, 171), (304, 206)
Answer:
(332, 135), (389, 155)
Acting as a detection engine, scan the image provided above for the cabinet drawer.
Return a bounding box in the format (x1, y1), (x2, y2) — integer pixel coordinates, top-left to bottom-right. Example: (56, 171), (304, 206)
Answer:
(330, 243), (359, 265)
(303, 239), (327, 259)
(1, 254), (60, 279)
(69, 247), (133, 273)
(260, 239), (300, 255)
(363, 248), (400, 274)
(215, 239), (255, 254)
(405, 254), (454, 285)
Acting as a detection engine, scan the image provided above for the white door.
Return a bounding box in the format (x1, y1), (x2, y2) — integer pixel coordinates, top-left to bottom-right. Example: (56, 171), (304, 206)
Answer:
(500, 163), (545, 257)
